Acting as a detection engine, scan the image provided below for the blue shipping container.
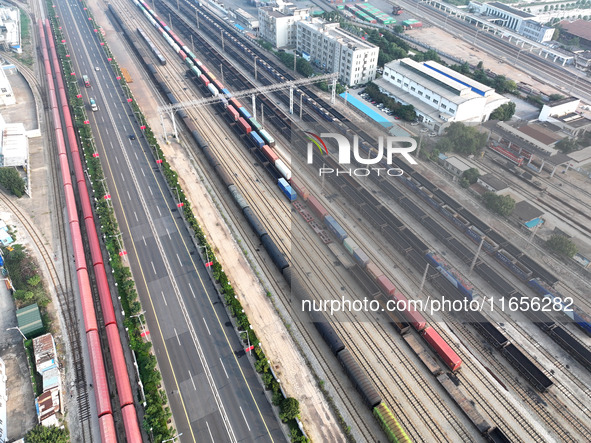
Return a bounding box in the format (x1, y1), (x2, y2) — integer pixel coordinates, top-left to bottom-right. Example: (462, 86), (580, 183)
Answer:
(324, 215), (348, 241)
(0, 253), (4, 267)
(278, 178), (296, 201)
(221, 88), (231, 95)
(249, 131), (265, 149)
(238, 106), (252, 120)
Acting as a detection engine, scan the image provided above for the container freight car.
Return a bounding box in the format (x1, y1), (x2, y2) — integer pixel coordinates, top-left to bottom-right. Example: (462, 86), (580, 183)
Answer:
(227, 105), (239, 121)
(249, 131), (265, 149)
(324, 215), (348, 242)
(278, 178), (296, 201)
(237, 117), (251, 134)
(426, 253), (474, 300)
(421, 327), (462, 371)
(307, 195), (328, 219)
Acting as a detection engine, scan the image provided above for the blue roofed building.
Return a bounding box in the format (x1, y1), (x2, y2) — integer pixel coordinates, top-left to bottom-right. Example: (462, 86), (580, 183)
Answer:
(513, 200), (544, 229)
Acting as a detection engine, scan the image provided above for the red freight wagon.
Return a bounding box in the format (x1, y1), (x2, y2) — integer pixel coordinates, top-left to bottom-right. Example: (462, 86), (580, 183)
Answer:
(213, 80), (224, 91)
(262, 145), (279, 163)
(422, 326), (462, 371)
(307, 194), (328, 219)
(237, 117), (251, 134)
(289, 177), (310, 201)
(199, 74), (209, 86)
(227, 105), (239, 122)
(391, 290), (427, 331)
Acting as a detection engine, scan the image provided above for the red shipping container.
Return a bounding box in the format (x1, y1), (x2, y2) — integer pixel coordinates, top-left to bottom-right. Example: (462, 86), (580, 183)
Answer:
(262, 145), (279, 163)
(422, 326), (462, 371)
(227, 105), (239, 122)
(199, 74), (209, 86)
(290, 177), (310, 201)
(377, 275), (396, 296)
(391, 290), (427, 331)
(307, 194), (328, 219)
(87, 330), (112, 417)
(229, 97), (242, 109)
(366, 261), (384, 281)
(214, 80), (224, 91)
(106, 324), (134, 408)
(238, 117), (251, 134)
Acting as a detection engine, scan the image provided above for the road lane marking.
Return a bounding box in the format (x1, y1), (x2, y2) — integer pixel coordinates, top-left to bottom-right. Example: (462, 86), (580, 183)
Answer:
(219, 358), (229, 379)
(127, 190), (131, 200)
(148, 186), (153, 196)
(189, 283), (196, 298)
(141, 168), (145, 176)
(206, 422), (214, 442)
(121, 172), (125, 182)
(167, 229), (171, 239)
(115, 156), (119, 164)
(240, 407), (251, 431)
(202, 317), (211, 335)
(134, 211), (139, 222)
(142, 236), (146, 246)
(177, 253), (182, 266)
(189, 371), (196, 390)
(162, 291), (168, 307)
(151, 261), (156, 274)
(157, 206), (161, 216)
(174, 327), (180, 345)
(134, 151), (138, 160)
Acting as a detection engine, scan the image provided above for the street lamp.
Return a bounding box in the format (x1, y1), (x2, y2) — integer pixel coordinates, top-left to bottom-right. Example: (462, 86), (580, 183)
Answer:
(238, 325), (253, 355)
(130, 311), (149, 340)
(6, 326), (26, 340)
(162, 433), (183, 442)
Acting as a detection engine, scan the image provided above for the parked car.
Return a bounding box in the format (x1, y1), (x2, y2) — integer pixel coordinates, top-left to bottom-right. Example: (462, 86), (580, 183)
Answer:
(377, 103), (384, 108)
(411, 122), (419, 126)
(383, 108), (391, 113)
(420, 128), (429, 133)
(394, 116), (401, 120)
(429, 132), (437, 137)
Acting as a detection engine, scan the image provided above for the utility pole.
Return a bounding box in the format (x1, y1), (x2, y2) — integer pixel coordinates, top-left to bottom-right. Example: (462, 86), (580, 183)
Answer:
(469, 238), (485, 276)
(418, 263), (429, 297)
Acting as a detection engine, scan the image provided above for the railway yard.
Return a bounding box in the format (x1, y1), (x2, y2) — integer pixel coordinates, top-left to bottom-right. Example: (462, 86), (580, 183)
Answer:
(4, 0), (591, 441)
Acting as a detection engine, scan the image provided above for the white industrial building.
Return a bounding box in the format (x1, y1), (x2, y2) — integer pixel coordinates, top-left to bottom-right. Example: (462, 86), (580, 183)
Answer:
(0, 68), (15, 106)
(296, 19), (378, 86)
(377, 58), (509, 132)
(258, 2), (309, 48)
(0, 6), (20, 53)
(469, 1), (554, 43)
(0, 113), (28, 167)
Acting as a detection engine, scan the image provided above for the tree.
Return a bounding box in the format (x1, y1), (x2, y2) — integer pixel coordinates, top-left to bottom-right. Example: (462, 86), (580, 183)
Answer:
(490, 102), (516, 121)
(279, 397), (300, 422)
(546, 235), (578, 257)
(556, 138), (578, 154)
(549, 93), (565, 101)
(440, 122), (487, 155)
(482, 192), (515, 216)
(462, 168), (480, 184)
(25, 425), (69, 443)
(0, 167), (26, 197)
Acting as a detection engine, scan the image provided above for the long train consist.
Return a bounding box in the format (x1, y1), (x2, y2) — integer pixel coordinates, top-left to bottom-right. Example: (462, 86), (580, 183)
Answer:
(121, 0), (515, 440)
(40, 18), (142, 442)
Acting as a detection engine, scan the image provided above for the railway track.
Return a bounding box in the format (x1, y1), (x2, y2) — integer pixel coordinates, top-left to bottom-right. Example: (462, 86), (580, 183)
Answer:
(13, 29), (94, 441)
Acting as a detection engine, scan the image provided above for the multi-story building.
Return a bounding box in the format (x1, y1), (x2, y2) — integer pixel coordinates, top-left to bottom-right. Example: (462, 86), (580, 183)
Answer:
(377, 58), (509, 132)
(470, 1), (555, 42)
(258, 2), (309, 48)
(296, 19), (378, 86)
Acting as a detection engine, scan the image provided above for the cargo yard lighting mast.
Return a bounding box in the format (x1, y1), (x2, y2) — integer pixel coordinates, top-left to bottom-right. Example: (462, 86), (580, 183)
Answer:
(158, 73), (338, 139)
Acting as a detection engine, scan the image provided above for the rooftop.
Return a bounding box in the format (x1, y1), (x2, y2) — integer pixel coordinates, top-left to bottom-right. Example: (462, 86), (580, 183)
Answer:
(16, 303), (44, 338)
(299, 20), (377, 50)
(546, 96), (579, 107)
(517, 123), (562, 146)
(488, 2), (533, 18)
(479, 173), (508, 191)
(514, 200), (544, 222)
(444, 155), (472, 172)
(560, 19), (591, 41)
(556, 112), (591, 129)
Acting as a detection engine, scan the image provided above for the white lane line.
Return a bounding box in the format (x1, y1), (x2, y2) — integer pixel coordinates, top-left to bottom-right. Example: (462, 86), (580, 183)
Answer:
(134, 211), (138, 222)
(188, 371), (196, 390)
(115, 156), (119, 164)
(219, 358), (229, 379)
(202, 317), (211, 335)
(141, 169), (145, 177)
(239, 407), (251, 432)
(127, 190), (131, 200)
(142, 236), (146, 246)
(148, 186), (153, 196)
(121, 172), (125, 182)
(162, 291), (168, 307)
(106, 128), (109, 135)
(151, 261), (156, 274)
(134, 151), (138, 160)
(118, 112), (121, 119)
(166, 229), (171, 240)
(101, 116), (105, 123)
(174, 327), (180, 345)
(189, 283), (196, 298)
(157, 206), (161, 216)
(177, 253), (182, 266)
(109, 92), (113, 98)
(205, 422), (214, 442)
(109, 141), (114, 149)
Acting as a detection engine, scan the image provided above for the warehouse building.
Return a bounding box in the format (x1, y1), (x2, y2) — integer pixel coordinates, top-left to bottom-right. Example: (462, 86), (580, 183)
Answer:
(377, 58), (509, 132)
(0, 113), (28, 167)
(0, 6), (21, 53)
(296, 19), (378, 86)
